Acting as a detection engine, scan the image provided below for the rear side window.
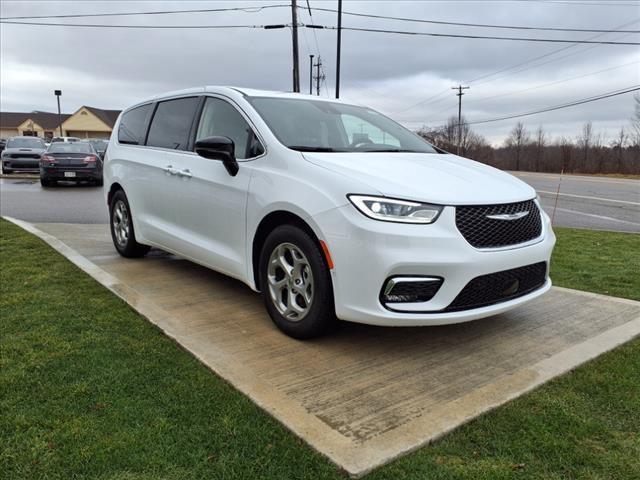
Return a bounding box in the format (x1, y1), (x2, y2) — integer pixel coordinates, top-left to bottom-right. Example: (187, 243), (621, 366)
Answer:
(146, 97), (199, 151)
(118, 104), (151, 145)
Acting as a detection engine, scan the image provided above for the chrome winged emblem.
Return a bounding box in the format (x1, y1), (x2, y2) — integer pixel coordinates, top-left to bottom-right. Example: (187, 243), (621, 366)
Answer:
(486, 211), (529, 221)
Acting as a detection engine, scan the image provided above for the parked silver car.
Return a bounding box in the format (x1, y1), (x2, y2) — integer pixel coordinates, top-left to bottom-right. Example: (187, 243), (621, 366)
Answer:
(1, 136), (47, 173)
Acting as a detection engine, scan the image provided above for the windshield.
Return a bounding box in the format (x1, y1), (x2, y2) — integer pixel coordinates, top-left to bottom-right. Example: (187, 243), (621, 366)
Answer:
(247, 97), (436, 153)
(6, 137), (45, 149)
(48, 143), (94, 154)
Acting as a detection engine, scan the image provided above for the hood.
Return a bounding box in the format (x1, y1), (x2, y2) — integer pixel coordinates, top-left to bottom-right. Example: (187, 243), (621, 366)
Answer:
(2, 147), (46, 155)
(302, 152), (536, 206)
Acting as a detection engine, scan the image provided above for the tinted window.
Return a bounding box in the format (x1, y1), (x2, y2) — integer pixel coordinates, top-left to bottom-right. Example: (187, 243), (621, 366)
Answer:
(147, 97), (199, 151)
(196, 98), (263, 159)
(6, 137), (45, 148)
(118, 104), (151, 145)
(48, 143), (93, 154)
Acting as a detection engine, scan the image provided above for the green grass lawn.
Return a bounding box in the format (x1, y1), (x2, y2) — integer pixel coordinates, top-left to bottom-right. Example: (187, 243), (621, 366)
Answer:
(1, 219), (638, 479)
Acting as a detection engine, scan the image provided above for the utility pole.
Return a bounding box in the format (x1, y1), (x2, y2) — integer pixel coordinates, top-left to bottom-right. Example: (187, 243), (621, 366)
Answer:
(291, 0), (300, 92)
(314, 56), (326, 96)
(335, 0), (342, 98)
(452, 85), (469, 155)
(54, 89), (63, 136)
(309, 54), (314, 94)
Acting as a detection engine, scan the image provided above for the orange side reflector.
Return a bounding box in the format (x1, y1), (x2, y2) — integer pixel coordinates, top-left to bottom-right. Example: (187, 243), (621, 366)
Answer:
(320, 240), (334, 270)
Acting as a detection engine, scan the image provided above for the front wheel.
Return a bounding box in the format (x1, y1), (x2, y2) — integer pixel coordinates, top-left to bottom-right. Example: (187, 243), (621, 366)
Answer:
(259, 225), (335, 339)
(109, 190), (150, 258)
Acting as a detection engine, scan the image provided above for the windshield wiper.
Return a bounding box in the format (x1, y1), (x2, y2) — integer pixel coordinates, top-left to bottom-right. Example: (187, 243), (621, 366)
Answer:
(288, 146), (339, 152)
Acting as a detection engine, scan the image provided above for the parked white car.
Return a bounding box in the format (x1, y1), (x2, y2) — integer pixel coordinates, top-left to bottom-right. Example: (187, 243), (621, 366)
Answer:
(104, 86), (555, 338)
(50, 136), (81, 143)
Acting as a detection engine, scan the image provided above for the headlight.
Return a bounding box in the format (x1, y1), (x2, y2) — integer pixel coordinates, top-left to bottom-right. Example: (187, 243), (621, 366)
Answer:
(348, 195), (442, 224)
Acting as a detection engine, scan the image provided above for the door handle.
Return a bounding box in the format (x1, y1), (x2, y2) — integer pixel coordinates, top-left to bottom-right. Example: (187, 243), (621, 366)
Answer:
(163, 165), (179, 175)
(177, 168), (192, 178)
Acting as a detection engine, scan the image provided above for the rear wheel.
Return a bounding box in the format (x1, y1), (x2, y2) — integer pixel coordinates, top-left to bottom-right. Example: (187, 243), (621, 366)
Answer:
(109, 190), (150, 258)
(259, 225), (335, 339)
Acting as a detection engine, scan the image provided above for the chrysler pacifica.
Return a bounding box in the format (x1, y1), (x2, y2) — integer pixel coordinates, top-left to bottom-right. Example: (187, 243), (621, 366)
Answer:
(104, 87), (555, 338)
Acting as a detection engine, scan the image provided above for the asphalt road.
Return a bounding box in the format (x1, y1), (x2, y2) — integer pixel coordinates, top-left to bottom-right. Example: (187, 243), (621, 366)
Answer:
(1, 172), (638, 232)
(0, 178), (109, 224)
(511, 172), (639, 233)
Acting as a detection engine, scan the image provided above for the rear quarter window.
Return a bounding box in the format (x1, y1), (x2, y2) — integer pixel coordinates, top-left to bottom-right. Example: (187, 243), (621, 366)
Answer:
(118, 104), (152, 145)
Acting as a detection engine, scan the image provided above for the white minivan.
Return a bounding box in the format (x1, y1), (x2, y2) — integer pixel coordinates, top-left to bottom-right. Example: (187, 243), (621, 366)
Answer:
(104, 86), (555, 338)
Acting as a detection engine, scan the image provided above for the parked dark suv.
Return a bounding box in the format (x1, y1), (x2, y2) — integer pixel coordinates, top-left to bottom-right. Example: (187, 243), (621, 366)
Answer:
(1, 136), (47, 173)
(40, 142), (103, 187)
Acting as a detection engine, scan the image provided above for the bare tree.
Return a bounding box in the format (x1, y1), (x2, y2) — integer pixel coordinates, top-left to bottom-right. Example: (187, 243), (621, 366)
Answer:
(631, 93), (640, 149)
(533, 126), (546, 171)
(576, 121), (594, 172)
(610, 127), (627, 173)
(504, 121), (530, 170)
(417, 116), (492, 162)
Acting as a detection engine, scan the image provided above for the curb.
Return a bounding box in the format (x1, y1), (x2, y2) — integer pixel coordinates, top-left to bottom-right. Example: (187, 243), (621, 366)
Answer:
(0, 174), (39, 180)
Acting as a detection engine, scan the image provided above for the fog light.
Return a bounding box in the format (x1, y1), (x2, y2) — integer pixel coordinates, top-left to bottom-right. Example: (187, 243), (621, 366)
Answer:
(381, 276), (443, 304)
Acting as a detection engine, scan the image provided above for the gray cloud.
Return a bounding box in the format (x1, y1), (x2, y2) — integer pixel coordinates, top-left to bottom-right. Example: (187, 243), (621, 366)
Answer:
(1, 0), (639, 144)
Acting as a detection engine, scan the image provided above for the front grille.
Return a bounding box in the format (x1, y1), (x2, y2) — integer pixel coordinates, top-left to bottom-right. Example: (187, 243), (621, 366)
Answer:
(444, 262), (547, 312)
(10, 153), (40, 159)
(456, 200), (542, 249)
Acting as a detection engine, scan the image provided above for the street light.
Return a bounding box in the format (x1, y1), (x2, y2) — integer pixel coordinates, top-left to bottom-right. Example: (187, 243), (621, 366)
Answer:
(54, 90), (62, 136)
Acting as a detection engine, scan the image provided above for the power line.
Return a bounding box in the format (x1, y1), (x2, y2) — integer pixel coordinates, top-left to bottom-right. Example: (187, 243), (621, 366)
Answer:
(465, 85), (640, 125)
(6, 2), (637, 35)
(314, 25), (640, 45)
(465, 60), (640, 105)
(0, 4), (290, 20)
(305, 6), (640, 33)
(466, 20), (639, 84)
(0, 20), (275, 29)
(392, 19), (638, 114)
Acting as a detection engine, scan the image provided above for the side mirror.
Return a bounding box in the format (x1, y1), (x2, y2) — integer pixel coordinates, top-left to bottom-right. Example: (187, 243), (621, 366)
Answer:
(194, 136), (239, 176)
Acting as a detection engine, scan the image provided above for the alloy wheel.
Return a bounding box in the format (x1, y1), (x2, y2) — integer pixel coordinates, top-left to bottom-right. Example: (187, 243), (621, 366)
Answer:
(112, 199), (130, 248)
(267, 242), (315, 321)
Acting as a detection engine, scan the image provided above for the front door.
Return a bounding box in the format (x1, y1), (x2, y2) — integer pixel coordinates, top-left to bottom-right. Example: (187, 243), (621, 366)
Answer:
(168, 96), (264, 280)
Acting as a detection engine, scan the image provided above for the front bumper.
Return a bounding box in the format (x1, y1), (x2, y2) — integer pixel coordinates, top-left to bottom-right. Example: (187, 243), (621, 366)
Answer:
(313, 201), (556, 326)
(3, 159), (40, 173)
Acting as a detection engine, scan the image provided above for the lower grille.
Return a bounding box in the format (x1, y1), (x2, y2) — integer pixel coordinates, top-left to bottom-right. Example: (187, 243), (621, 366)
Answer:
(444, 262), (547, 312)
(456, 200), (542, 249)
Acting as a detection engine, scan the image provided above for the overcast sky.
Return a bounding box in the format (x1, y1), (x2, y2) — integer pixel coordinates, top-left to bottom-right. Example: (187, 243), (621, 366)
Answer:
(1, 0), (639, 144)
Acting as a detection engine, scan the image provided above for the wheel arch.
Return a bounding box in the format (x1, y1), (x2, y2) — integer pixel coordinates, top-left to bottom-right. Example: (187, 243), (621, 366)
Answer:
(251, 210), (327, 292)
(107, 182), (123, 206)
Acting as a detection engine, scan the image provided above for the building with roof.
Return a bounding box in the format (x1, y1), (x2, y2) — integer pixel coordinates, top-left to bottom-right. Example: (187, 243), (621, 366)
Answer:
(0, 106), (121, 141)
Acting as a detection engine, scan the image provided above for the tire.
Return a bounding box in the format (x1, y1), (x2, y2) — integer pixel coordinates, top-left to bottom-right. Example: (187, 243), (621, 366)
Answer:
(95, 177), (104, 187)
(109, 189), (150, 258)
(259, 224), (336, 339)
(40, 176), (51, 187)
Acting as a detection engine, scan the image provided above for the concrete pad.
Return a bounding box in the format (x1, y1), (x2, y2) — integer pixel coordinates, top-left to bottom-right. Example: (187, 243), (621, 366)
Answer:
(8, 218), (640, 477)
